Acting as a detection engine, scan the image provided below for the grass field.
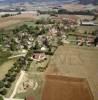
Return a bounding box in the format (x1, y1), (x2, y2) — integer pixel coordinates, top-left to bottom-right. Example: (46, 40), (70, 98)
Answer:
(0, 58), (17, 80)
(0, 48), (11, 65)
(46, 44), (98, 100)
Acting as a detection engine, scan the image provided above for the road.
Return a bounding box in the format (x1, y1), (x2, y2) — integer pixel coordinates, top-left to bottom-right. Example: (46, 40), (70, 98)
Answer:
(10, 71), (25, 98)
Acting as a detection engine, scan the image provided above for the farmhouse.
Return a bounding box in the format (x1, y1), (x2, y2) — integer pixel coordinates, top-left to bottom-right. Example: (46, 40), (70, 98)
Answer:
(31, 53), (47, 62)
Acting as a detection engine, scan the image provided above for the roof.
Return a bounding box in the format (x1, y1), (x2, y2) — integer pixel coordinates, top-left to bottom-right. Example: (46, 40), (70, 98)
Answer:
(42, 75), (93, 100)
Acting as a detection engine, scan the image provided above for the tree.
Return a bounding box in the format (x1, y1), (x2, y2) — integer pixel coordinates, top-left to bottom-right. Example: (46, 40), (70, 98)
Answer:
(57, 38), (63, 46)
(0, 88), (7, 95)
(0, 81), (5, 95)
(0, 81), (4, 89)
(8, 76), (15, 82)
(4, 81), (11, 88)
(33, 41), (40, 50)
(91, 31), (95, 35)
(84, 31), (87, 35)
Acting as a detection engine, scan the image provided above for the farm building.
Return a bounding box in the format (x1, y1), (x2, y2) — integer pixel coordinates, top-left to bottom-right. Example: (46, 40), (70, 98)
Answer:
(80, 21), (96, 26)
(31, 53), (47, 62)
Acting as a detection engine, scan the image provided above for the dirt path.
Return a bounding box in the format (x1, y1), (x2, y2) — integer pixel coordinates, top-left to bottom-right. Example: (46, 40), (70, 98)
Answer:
(10, 71), (25, 98)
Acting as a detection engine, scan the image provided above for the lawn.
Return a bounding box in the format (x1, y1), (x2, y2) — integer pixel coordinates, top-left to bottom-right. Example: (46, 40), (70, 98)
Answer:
(0, 58), (17, 80)
(46, 44), (98, 100)
(0, 48), (11, 65)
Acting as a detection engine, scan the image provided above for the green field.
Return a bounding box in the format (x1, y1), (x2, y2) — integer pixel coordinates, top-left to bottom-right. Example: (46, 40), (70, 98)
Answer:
(0, 48), (11, 65)
(0, 58), (17, 80)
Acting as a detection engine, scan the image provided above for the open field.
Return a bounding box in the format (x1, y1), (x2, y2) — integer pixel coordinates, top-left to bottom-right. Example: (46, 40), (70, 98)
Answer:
(0, 13), (35, 29)
(0, 58), (17, 80)
(78, 26), (98, 33)
(0, 48), (11, 65)
(15, 74), (44, 100)
(46, 44), (98, 100)
(42, 75), (93, 100)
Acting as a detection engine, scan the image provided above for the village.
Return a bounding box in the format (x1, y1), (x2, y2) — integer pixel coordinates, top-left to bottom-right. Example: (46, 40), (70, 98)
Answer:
(0, 12), (98, 100)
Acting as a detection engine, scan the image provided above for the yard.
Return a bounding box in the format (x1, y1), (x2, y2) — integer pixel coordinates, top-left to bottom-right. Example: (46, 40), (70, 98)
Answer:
(46, 44), (98, 100)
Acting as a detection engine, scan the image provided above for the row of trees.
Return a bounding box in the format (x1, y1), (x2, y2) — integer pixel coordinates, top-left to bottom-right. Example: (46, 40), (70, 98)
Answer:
(0, 55), (31, 95)
(38, 9), (95, 16)
(35, 18), (55, 24)
(84, 30), (98, 35)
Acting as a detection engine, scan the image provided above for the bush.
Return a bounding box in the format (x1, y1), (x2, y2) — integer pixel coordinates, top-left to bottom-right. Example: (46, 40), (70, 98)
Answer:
(1, 14), (11, 18)
(0, 81), (4, 89)
(5, 73), (11, 77)
(8, 76), (15, 82)
(15, 68), (20, 73)
(45, 52), (53, 55)
(0, 88), (7, 95)
(4, 82), (11, 88)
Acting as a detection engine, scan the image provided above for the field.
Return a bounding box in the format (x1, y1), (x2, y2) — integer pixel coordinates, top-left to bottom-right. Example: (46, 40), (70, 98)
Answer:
(0, 58), (17, 80)
(77, 26), (98, 33)
(42, 75), (93, 100)
(0, 13), (35, 30)
(0, 48), (11, 65)
(46, 44), (98, 100)
(15, 74), (44, 100)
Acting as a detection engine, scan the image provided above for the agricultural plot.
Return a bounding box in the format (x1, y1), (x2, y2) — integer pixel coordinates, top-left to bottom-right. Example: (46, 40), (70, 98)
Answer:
(46, 44), (98, 100)
(78, 26), (98, 33)
(0, 13), (35, 29)
(42, 75), (93, 100)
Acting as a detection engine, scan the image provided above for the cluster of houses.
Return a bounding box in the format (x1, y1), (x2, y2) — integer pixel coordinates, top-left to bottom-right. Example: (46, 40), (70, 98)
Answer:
(2, 16), (98, 63)
(3, 31), (34, 53)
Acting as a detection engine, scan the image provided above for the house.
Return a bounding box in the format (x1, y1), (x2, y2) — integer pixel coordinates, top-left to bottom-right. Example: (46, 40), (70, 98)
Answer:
(31, 53), (47, 62)
(41, 46), (47, 52)
(80, 20), (96, 26)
